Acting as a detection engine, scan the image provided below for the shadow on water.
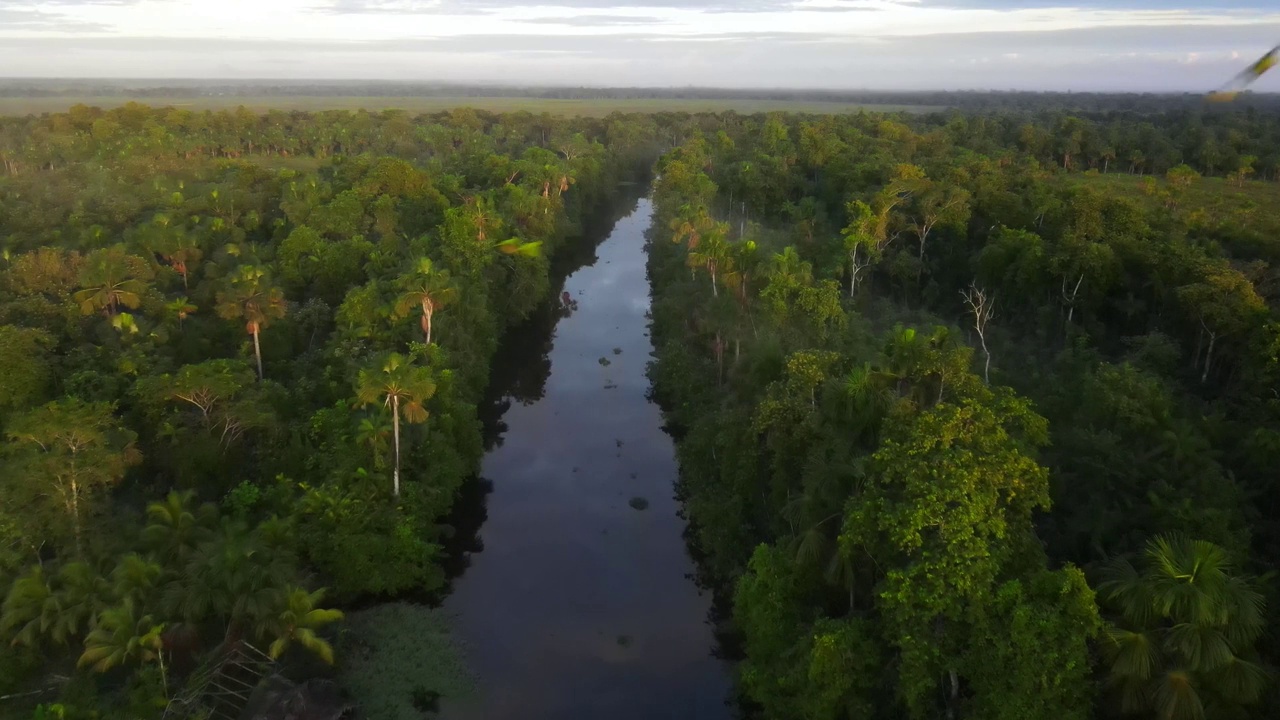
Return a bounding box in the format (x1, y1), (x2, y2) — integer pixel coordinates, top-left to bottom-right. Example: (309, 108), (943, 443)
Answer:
(434, 187), (734, 720)
(440, 182), (647, 588)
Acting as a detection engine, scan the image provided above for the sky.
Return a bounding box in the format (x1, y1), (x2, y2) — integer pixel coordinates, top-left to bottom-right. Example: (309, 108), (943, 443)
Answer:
(2, 0), (1279, 91)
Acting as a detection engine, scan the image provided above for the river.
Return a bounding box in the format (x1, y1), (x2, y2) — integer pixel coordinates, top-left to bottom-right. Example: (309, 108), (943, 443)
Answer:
(439, 194), (734, 720)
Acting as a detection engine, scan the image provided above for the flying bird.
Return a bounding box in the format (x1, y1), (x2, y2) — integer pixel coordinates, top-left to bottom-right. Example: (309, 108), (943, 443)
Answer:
(1209, 45), (1279, 102)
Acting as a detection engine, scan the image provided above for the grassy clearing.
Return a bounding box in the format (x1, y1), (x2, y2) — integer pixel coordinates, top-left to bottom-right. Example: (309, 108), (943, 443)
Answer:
(0, 95), (941, 117)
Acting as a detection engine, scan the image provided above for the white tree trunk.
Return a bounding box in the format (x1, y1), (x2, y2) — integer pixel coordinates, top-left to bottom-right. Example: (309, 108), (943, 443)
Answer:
(423, 301), (434, 345)
(392, 396), (402, 497)
(252, 325), (264, 380)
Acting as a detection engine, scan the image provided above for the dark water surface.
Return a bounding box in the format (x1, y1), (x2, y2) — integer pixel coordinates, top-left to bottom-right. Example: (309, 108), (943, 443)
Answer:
(440, 196), (733, 720)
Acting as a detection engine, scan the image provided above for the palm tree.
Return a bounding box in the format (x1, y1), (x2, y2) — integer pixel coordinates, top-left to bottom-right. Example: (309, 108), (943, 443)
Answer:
(156, 231), (203, 291)
(670, 208), (712, 250)
(394, 258), (457, 345)
(78, 600), (166, 688)
(216, 265), (287, 381)
(1096, 535), (1268, 720)
(110, 553), (163, 607)
(164, 519), (289, 639)
(142, 490), (218, 565)
(687, 223), (733, 297)
(111, 312), (140, 335)
(74, 247), (150, 317)
(0, 562), (107, 648)
(165, 296), (198, 329)
(54, 562), (110, 636)
(355, 416), (392, 471)
(355, 353), (436, 497)
(0, 567), (59, 648)
(724, 239), (760, 305)
(767, 246), (814, 289)
(264, 587), (343, 664)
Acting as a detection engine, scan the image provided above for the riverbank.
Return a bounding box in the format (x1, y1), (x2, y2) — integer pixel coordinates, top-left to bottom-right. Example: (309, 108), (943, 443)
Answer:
(437, 195), (733, 720)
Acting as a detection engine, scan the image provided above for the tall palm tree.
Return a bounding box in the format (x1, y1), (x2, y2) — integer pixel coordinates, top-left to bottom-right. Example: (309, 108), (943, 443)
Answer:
(1096, 535), (1268, 720)
(216, 265), (286, 381)
(156, 230), (203, 291)
(394, 258), (457, 345)
(355, 353), (435, 497)
(670, 210), (707, 250)
(74, 247), (150, 317)
(687, 222), (733, 297)
(165, 296), (198, 329)
(724, 239), (760, 305)
(465, 196), (497, 243)
(264, 587), (343, 664)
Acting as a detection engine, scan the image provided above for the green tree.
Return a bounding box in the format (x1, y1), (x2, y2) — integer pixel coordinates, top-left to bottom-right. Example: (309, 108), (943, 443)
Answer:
(1096, 535), (1268, 720)
(393, 258), (457, 345)
(164, 519), (294, 641)
(136, 359), (267, 447)
(355, 353), (436, 497)
(761, 246), (814, 322)
(840, 393), (1051, 717)
(77, 599), (167, 695)
(141, 491), (218, 566)
(963, 568), (1100, 720)
(1, 562), (109, 649)
(0, 326), (53, 417)
(5, 399), (140, 556)
(264, 587), (343, 664)
(687, 221), (733, 297)
(73, 246), (153, 317)
(216, 265), (287, 380)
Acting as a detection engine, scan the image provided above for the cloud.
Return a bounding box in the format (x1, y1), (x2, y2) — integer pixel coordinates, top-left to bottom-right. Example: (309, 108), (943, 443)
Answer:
(317, 0), (793, 12)
(0, 6), (112, 32)
(1, 0), (1279, 90)
(521, 14), (669, 27)
(315, 0), (499, 15)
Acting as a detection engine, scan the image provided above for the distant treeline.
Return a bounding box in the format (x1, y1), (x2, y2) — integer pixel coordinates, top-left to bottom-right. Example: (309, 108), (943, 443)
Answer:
(2, 80), (1279, 111)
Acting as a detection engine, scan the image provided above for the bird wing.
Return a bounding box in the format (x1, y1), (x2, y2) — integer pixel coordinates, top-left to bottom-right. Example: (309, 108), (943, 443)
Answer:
(1211, 45), (1279, 99)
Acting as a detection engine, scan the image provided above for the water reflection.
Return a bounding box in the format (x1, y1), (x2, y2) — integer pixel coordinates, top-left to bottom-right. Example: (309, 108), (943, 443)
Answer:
(439, 195), (734, 720)
(442, 185), (645, 598)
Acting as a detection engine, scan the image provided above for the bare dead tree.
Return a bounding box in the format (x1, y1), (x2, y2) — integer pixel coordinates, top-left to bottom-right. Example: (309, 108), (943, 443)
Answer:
(961, 283), (996, 385)
(1062, 273), (1084, 326)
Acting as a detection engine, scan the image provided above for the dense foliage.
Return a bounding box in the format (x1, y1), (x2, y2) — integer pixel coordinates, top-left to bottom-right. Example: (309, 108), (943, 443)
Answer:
(0, 102), (666, 717)
(4, 95), (1279, 720)
(647, 107), (1280, 720)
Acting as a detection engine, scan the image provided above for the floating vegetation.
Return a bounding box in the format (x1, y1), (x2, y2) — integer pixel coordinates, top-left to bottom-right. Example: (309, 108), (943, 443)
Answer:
(616, 634), (633, 647)
(598, 357), (611, 367)
(612, 347), (623, 355)
(339, 603), (475, 718)
(628, 496), (649, 511)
